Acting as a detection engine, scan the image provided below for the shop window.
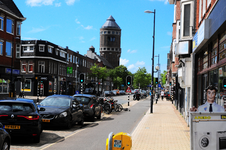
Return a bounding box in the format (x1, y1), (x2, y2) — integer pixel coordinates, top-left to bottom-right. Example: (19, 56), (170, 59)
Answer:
(211, 39), (218, 65)
(219, 31), (226, 61)
(49, 81), (53, 93)
(21, 79), (31, 92)
(0, 79), (9, 94)
(203, 50), (208, 70)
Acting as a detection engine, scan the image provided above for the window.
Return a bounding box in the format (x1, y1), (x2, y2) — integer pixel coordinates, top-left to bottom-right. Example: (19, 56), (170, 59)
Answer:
(39, 45), (45, 52)
(199, 0), (202, 23)
(6, 18), (14, 34)
(22, 79), (31, 92)
(55, 48), (59, 55)
(203, 0), (206, 16)
(48, 46), (53, 53)
(38, 61), (45, 73)
(0, 79), (10, 94)
(6, 41), (12, 57)
(67, 54), (69, 61)
(16, 22), (21, 36)
(21, 61), (27, 73)
(70, 55), (72, 63)
(211, 39), (218, 65)
(219, 30), (226, 61)
(73, 56), (75, 63)
(0, 40), (3, 55)
(22, 45), (34, 52)
(16, 44), (20, 58)
(0, 16), (3, 30)
(28, 61), (33, 73)
(203, 50), (208, 70)
(181, 1), (193, 39)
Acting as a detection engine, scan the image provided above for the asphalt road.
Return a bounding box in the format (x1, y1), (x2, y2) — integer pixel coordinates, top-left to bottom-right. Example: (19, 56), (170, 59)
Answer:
(10, 95), (149, 150)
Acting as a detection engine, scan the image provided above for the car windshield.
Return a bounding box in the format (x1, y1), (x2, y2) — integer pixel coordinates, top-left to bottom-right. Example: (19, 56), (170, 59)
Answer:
(40, 97), (71, 107)
(0, 103), (34, 112)
(74, 97), (91, 105)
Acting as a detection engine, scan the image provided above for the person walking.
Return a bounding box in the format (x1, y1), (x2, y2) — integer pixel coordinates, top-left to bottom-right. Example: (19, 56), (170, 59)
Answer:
(161, 90), (164, 101)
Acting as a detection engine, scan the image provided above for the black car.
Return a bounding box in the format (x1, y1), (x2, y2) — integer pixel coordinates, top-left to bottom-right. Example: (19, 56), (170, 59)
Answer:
(0, 122), (10, 150)
(73, 94), (103, 121)
(38, 95), (84, 129)
(0, 99), (44, 143)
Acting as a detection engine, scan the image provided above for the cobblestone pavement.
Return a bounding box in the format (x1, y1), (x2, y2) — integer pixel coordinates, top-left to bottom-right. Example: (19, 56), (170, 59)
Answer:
(131, 98), (190, 150)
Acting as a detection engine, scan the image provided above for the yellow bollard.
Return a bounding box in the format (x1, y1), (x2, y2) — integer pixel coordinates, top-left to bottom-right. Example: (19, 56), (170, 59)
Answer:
(106, 132), (132, 150)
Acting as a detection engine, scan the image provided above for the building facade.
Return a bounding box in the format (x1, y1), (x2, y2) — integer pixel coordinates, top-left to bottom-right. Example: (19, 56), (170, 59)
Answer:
(0, 0), (26, 99)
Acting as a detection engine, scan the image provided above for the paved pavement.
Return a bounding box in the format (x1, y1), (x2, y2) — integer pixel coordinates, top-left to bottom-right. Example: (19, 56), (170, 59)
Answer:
(131, 98), (190, 150)
(15, 95), (190, 150)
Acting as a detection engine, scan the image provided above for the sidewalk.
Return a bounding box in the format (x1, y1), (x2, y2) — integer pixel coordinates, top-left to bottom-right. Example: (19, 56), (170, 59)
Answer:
(131, 98), (190, 150)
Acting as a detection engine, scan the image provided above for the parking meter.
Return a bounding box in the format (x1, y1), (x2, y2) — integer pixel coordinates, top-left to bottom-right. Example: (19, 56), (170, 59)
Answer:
(106, 132), (132, 150)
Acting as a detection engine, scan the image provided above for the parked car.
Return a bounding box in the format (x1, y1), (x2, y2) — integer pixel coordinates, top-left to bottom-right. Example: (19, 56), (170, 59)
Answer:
(37, 95), (84, 129)
(111, 90), (117, 96)
(119, 90), (125, 95)
(0, 122), (10, 150)
(73, 94), (102, 121)
(104, 91), (112, 96)
(0, 99), (45, 143)
(113, 89), (120, 95)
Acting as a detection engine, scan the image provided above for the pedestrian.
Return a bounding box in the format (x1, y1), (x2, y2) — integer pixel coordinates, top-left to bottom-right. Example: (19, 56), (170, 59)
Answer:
(190, 85), (225, 112)
(161, 90), (164, 101)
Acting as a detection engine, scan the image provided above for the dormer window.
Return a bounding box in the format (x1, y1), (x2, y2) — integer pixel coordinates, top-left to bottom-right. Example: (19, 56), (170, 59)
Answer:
(48, 45), (53, 53)
(22, 45), (34, 52)
(39, 45), (45, 52)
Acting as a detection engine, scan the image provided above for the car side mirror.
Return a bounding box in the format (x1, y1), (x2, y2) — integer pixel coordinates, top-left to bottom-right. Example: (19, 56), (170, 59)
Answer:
(0, 122), (3, 128)
(38, 107), (45, 111)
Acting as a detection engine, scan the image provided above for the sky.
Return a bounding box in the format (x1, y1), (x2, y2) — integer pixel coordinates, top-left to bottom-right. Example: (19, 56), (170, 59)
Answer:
(13, 0), (174, 77)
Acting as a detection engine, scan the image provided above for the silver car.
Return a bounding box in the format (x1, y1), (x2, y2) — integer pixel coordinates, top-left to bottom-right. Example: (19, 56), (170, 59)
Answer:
(0, 122), (11, 150)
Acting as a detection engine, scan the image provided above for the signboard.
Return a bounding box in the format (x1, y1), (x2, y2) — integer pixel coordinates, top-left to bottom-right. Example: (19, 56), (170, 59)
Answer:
(67, 67), (73, 74)
(126, 87), (131, 93)
(5, 68), (20, 75)
(190, 112), (226, 150)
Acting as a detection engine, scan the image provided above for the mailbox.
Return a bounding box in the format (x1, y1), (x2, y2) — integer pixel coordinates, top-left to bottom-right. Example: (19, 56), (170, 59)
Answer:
(106, 132), (132, 150)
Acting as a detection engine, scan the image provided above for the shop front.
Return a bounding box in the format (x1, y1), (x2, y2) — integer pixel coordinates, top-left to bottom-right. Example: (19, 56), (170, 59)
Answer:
(193, 0), (226, 108)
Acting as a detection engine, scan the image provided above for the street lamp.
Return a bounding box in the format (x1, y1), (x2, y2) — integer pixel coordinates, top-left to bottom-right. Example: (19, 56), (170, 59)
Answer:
(145, 9), (156, 113)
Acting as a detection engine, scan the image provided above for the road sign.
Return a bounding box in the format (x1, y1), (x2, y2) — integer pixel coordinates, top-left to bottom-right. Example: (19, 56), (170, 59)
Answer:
(158, 84), (161, 87)
(126, 87), (131, 93)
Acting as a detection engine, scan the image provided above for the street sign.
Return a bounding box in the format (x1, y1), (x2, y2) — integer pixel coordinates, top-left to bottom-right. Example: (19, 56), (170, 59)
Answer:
(126, 87), (131, 93)
(158, 84), (161, 87)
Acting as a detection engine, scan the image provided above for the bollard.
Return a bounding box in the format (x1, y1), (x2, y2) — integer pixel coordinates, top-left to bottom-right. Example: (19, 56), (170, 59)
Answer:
(128, 94), (129, 106)
(106, 132), (132, 150)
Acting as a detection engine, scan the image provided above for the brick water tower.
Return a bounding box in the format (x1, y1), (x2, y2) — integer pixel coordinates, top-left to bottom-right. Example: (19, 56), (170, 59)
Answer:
(100, 15), (121, 68)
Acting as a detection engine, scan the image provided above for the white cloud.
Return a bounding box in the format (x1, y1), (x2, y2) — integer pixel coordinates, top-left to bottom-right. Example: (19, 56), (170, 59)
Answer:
(75, 19), (80, 24)
(127, 64), (136, 71)
(65, 0), (79, 5)
(55, 2), (61, 7)
(26, 0), (55, 6)
(127, 49), (137, 53)
(28, 27), (48, 33)
(149, 0), (168, 4)
(79, 36), (84, 40)
(81, 25), (93, 30)
(136, 61), (145, 66)
(120, 58), (129, 66)
(90, 37), (96, 41)
(167, 31), (172, 36)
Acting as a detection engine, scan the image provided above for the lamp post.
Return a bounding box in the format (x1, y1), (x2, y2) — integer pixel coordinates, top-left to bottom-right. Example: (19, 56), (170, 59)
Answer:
(145, 9), (156, 113)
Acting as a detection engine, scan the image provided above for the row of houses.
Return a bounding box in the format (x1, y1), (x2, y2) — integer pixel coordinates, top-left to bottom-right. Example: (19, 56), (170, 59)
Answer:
(0, 0), (122, 98)
(167, 0), (226, 125)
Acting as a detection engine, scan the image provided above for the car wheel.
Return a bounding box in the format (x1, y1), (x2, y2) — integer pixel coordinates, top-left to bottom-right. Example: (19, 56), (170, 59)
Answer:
(1, 139), (9, 150)
(78, 117), (84, 126)
(97, 110), (102, 120)
(33, 134), (40, 143)
(66, 116), (72, 129)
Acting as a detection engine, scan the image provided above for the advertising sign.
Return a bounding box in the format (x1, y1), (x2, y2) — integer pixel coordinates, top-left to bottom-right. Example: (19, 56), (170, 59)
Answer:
(67, 67), (73, 74)
(190, 112), (226, 150)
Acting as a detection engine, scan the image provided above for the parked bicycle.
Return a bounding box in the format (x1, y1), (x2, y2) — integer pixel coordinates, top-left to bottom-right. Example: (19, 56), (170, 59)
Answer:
(98, 97), (123, 114)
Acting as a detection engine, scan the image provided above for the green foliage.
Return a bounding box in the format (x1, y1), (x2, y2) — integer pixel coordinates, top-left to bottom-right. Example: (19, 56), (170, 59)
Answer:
(133, 67), (152, 89)
(160, 70), (167, 85)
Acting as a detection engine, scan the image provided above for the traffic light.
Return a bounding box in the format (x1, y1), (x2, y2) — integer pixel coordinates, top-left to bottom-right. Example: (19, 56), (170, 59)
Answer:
(155, 78), (158, 84)
(126, 76), (132, 86)
(80, 73), (84, 83)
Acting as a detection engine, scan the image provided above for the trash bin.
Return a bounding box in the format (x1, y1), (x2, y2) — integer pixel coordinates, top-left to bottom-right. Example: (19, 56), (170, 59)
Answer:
(106, 132), (132, 150)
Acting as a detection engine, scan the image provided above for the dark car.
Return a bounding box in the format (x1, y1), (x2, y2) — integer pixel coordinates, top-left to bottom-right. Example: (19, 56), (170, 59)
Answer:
(37, 95), (84, 129)
(0, 99), (44, 143)
(0, 122), (10, 150)
(73, 94), (103, 121)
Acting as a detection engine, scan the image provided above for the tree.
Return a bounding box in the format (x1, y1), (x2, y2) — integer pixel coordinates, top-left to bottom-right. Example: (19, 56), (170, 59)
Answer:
(113, 65), (131, 89)
(133, 67), (152, 89)
(90, 63), (108, 94)
(160, 70), (167, 86)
